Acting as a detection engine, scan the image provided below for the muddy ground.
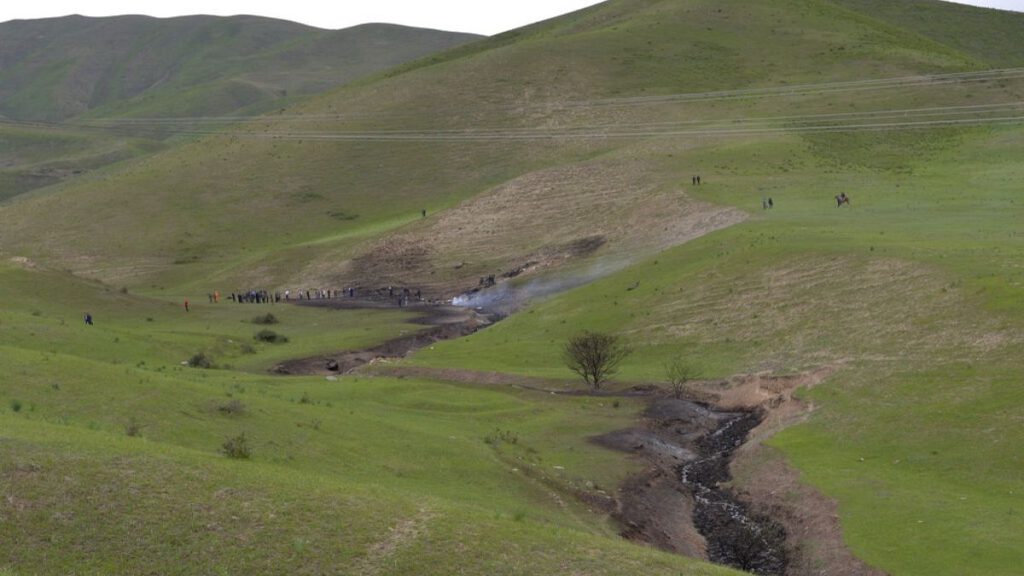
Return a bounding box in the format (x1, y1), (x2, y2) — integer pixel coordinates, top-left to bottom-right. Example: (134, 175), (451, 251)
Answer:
(270, 299), (494, 376)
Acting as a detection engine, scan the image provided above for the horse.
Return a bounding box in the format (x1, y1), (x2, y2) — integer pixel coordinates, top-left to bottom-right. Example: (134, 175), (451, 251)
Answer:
(835, 193), (851, 207)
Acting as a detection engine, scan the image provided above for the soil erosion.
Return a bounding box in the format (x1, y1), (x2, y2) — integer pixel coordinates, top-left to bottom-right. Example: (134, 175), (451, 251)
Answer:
(595, 400), (786, 575)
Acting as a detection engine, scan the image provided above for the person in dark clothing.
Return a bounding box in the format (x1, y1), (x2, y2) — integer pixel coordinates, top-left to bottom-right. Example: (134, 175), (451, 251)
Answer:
(84, 313), (93, 326)
(768, 197), (774, 208)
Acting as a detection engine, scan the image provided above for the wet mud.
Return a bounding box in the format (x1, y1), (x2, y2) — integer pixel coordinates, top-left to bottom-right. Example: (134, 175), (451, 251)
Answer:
(270, 300), (495, 375)
(596, 398), (787, 575)
(684, 412), (787, 575)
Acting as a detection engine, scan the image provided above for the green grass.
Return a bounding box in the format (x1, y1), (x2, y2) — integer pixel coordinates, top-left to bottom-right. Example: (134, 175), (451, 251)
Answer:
(4, 0), (1024, 573)
(404, 122), (1024, 573)
(0, 123), (166, 202)
(0, 17), (478, 123)
(0, 260), (741, 574)
(0, 265), (426, 374)
(7, 0), (1019, 291)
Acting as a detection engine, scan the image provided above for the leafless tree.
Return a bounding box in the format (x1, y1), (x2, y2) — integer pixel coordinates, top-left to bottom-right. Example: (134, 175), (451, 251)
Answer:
(665, 357), (695, 399)
(563, 331), (631, 389)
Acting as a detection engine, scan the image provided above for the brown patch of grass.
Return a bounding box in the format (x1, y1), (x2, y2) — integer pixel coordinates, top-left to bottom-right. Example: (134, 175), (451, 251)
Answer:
(342, 157), (745, 295)
(350, 508), (436, 576)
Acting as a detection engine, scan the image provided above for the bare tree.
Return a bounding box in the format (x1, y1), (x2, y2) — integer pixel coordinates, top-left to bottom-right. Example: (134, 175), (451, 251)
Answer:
(563, 331), (631, 389)
(665, 357), (694, 399)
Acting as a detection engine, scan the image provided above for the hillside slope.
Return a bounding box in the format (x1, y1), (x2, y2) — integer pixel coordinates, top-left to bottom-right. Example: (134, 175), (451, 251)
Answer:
(0, 261), (739, 576)
(3, 1), (1024, 575)
(834, 0), (1024, 67)
(0, 15), (480, 201)
(0, 15), (480, 121)
(5, 0), (1023, 295)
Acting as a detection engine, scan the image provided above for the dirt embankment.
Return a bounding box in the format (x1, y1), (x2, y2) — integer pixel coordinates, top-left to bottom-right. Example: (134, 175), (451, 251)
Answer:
(595, 366), (883, 576)
(595, 399), (786, 575)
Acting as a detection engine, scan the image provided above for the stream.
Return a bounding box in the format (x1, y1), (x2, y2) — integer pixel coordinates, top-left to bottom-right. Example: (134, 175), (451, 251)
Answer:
(275, 296), (789, 574)
(681, 411), (787, 575)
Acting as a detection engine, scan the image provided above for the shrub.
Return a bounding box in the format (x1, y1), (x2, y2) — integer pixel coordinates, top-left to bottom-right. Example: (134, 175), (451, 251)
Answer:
(217, 399), (247, 416)
(665, 357), (695, 399)
(254, 329), (289, 344)
(187, 352), (214, 369)
(563, 331), (631, 390)
(251, 313), (279, 325)
(221, 433), (251, 459)
(484, 428), (518, 446)
(124, 418), (144, 437)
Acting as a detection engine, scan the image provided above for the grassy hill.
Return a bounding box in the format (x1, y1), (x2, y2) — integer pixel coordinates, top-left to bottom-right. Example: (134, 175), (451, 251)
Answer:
(0, 260), (739, 575)
(404, 122), (1024, 573)
(0, 15), (480, 201)
(0, 15), (480, 122)
(3, 0), (1024, 574)
(5, 0), (1020, 294)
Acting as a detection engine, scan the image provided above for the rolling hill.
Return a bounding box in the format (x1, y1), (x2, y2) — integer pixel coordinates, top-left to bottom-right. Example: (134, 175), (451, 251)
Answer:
(2, 0), (1024, 574)
(0, 15), (480, 122)
(0, 15), (480, 201)
(3, 0), (1022, 294)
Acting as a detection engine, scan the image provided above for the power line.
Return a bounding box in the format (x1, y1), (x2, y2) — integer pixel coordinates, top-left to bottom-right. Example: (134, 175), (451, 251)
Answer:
(72, 67), (1024, 126)
(4, 70), (1024, 142)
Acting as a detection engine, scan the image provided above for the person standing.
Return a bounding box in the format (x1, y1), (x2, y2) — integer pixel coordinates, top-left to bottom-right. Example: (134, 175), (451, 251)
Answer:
(184, 299), (190, 312)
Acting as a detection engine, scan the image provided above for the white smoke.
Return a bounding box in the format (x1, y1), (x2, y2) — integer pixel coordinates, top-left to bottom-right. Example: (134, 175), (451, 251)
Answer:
(451, 257), (634, 314)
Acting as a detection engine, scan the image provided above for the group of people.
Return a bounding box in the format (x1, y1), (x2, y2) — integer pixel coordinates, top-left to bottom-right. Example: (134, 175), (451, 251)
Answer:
(756, 193), (852, 210)
(376, 285), (424, 307)
(191, 285), (430, 308)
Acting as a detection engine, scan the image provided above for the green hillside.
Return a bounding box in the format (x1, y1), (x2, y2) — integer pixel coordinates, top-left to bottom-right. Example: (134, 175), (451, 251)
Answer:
(0, 15), (480, 122)
(0, 262), (737, 575)
(6, 0), (1020, 294)
(3, 0), (1024, 574)
(0, 16), (479, 201)
(835, 0), (1024, 67)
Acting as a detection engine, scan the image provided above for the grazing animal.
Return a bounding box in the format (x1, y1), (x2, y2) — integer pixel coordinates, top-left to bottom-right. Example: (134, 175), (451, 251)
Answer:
(835, 192), (851, 207)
